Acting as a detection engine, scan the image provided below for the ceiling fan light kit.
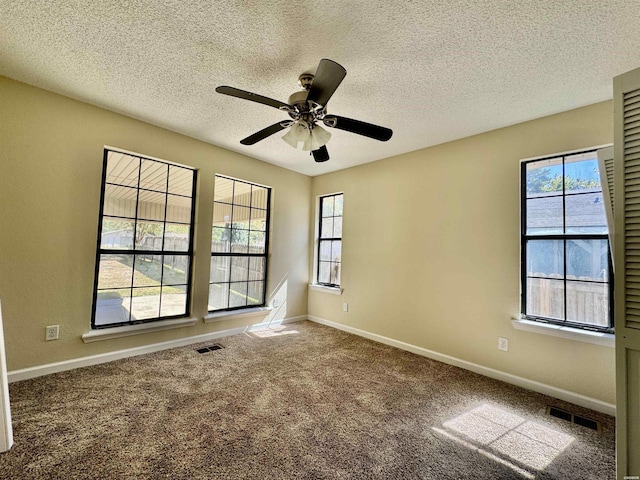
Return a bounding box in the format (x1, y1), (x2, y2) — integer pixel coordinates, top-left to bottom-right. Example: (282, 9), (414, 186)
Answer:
(216, 59), (393, 163)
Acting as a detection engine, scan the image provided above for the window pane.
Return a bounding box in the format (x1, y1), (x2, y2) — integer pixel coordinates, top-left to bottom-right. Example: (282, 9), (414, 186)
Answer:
(230, 229), (249, 253)
(232, 206), (251, 230)
(330, 262), (341, 285)
(230, 257), (249, 282)
(214, 176), (234, 203)
(160, 285), (187, 317)
(163, 255), (189, 285)
(526, 196), (563, 235)
(566, 281), (609, 327)
(132, 255), (162, 287)
(331, 240), (342, 263)
(164, 224), (190, 252)
(166, 194), (192, 223)
(101, 218), (134, 249)
(139, 159), (167, 192)
(210, 256), (230, 283)
(334, 194), (344, 216)
(565, 193), (607, 234)
(250, 215), (267, 232)
(229, 282), (248, 307)
(106, 151), (139, 187)
(135, 221), (164, 250)
(320, 240), (332, 261)
(321, 218), (334, 238)
(103, 184), (138, 218)
(247, 281), (264, 305)
(130, 286), (161, 320)
(526, 278), (564, 320)
(526, 158), (563, 198)
(322, 196), (335, 217)
(334, 217), (343, 237)
(137, 190), (166, 221)
(251, 186), (268, 209)
(249, 231), (265, 253)
(97, 254), (134, 290)
(208, 283), (229, 310)
(213, 202), (233, 226)
(526, 240), (564, 277)
(567, 239), (609, 281)
(168, 166), (193, 196)
(318, 261), (331, 284)
(564, 154), (600, 195)
(233, 181), (252, 206)
(95, 289), (131, 325)
(249, 257), (265, 281)
(212, 227), (230, 252)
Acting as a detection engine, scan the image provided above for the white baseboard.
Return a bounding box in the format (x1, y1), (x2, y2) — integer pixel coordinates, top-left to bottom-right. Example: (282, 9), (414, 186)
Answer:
(307, 315), (616, 416)
(8, 316), (305, 383)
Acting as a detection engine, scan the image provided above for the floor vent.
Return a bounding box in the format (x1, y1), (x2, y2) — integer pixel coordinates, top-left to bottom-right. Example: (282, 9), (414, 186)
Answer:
(195, 344), (224, 354)
(546, 406), (601, 432)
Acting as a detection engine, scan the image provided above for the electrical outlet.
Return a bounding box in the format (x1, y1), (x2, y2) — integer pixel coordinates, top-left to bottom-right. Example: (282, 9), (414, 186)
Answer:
(45, 325), (59, 341)
(273, 298), (280, 307)
(343, 303), (348, 312)
(498, 337), (508, 352)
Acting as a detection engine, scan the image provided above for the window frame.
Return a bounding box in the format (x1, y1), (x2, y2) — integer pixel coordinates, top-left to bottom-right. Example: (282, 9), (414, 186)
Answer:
(316, 193), (343, 288)
(520, 148), (614, 333)
(208, 175), (271, 313)
(91, 148), (197, 329)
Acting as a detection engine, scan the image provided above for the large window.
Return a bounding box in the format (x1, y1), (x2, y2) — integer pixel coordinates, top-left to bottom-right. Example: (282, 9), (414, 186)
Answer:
(317, 193), (343, 287)
(92, 149), (197, 328)
(209, 176), (271, 311)
(521, 149), (613, 332)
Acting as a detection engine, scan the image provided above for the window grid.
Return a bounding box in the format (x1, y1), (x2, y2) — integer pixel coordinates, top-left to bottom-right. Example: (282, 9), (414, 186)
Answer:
(92, 150), (197, 329)
(317, 193), (343, 287)
(521, 149), (613, 333)
(209, 175), (271, 312)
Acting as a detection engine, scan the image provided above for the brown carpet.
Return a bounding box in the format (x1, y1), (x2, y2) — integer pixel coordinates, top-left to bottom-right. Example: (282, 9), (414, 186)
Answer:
(0, 321), (614, 479)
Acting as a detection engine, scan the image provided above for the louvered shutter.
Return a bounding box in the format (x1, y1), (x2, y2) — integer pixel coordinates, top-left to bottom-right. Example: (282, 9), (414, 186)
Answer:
(597, 146), (614, 260)
(614, 66), (640, 479)
(623, 89), (640, 328)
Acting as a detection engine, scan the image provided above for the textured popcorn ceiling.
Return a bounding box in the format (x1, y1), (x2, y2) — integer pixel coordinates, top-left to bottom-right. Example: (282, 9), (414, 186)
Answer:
(2, 1), (640, 176)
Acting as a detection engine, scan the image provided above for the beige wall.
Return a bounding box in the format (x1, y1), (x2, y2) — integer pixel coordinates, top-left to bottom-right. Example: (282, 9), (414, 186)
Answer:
(309, 101), (616, 404)
(0, 76), (310, 370)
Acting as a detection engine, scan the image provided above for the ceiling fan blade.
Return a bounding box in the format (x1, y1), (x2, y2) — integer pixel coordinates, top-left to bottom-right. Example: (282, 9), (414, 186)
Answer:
(306, 59), (347, 107)
(312, 145), (330, 162)
(216, 86), (289, 110)
(240, 122), (287, 145)
(323, 115), (393, 141)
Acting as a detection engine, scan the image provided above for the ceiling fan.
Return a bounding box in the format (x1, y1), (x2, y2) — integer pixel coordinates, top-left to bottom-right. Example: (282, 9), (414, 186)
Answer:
(215, 59), (393, 163)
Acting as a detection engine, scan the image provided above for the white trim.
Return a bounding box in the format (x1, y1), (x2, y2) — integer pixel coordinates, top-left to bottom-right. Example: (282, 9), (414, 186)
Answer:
(0, 301), (13, 452)
(10, 316), (304, 383)
(511, 318), (615, 348)
(308, 284), (342, 295)
(307, 315), (616, 416)
(82, 317), (198, 343)
(519, 143), (612, 163)
(204, 307), (273, 323)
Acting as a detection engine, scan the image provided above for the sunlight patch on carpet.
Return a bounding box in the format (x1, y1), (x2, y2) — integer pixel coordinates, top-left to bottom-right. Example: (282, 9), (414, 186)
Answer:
(436, 403), (574, 473)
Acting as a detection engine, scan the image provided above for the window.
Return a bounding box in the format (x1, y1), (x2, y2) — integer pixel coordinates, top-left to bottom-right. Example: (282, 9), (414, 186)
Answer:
(317, 193), (343, 287)
(92, 149), (197, 328)
(209, 175), (271, 311)
(521, 149), (613, 332)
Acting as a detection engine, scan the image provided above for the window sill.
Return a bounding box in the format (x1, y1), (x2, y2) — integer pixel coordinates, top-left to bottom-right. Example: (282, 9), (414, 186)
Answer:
(82, 317), (198, 343)
(511, 318), (614, 348)
(308, 284), (343, 295)
(204, 306), (272, 324)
